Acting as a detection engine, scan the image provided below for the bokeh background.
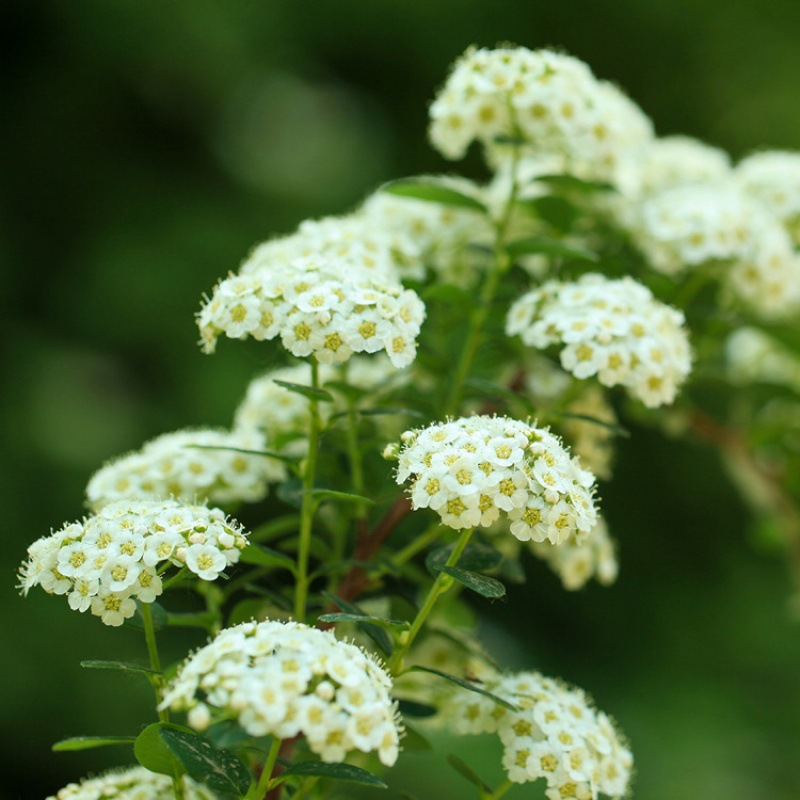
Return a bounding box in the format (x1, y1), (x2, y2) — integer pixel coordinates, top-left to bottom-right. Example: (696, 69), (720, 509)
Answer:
(3, 1), (800, 798)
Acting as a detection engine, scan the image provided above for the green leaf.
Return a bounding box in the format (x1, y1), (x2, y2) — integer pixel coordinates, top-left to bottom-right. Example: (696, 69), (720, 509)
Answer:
(282, 761), (387, 788)
(322, 380), (367, 401)
(400, 722), (433, 751)
(441, 566), (506, 598)
(184, 444), (298, 466)
(426, 543), (503, 576)
(227, 597), (269, 627)
(206, 720), (254, 750)
(277, 478), (304, 509)
(134, 723), (177, 776)
(422, 283), (479, 308)
(518, 195), (579, 231)
(126, 601), (168, 632)
(358, 407), (425, 419)
(307, 489), (374, 506)
(405, 666), (518, 711)
(250, 514), (302, 544)
(382, 179), (487, 213)
(159, 727), (252, 796)
(447, 754), (492, 794)
(505, 235), (598, 262)
(555, 411), (630, 438)
(533, 173), (615, 193)
(272, 379), (334, 402)
(81, 660), (161, 676)
(239, 544), (297, 573)
(53, 736), (135, 752)
(396, 699), (437, 718)
(321, 592), (393, 655)
(317, 612), (409, 629)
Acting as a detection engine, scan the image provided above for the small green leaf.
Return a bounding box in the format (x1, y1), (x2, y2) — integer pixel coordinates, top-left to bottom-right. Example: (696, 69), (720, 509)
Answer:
(250, 514), (302, 544)
(307, 489), (375, 506)
(358, 407), (425, 418)
(322, 380), (368, 401)
(382, 179), (487, 213)
(397, 699), (437, 718)
(159, 727), (252, 796)
(405, 666), (518, 711)
(81, 660), (161, 676)
(206, 720), (254, 750)
(322, 592), (393, 655)
(426, 543), (503, 576)
(184, 444), (298, 466)
(273, 380), (334, 402)
(441, 566), (506, 598)
(400, 722), (433, 751)
(227, 597), (269, 627)
(53, 736), (135, 752)
(282, 761), (388, 787)
(317, 612), (409, 629)
(533, 173), (615, 193)
(277, 478), (304, 509)
(505, 235), (598, 262)
(125, 601), (168, 632)
(518, 195), (579, 230)
(447, 754), (492, 793)
(555, 411), (630, 438)
(135, 723), (177, 776)
(239, 544), (297, 573)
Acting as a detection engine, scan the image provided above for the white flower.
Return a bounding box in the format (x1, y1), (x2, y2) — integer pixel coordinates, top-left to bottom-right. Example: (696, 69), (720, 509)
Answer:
(161, 620), (403, 766)
(47, 766), (216, 800)
(393, 415), (598, 543)
(507, 274), (692, 408)
(19, 499), (249, 626)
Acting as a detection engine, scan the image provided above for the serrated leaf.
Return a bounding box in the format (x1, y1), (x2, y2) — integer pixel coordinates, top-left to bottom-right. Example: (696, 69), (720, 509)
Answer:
(321, 592), (393, 655)
(125, 601), (168, 632)
(282, 761), (387, 787)
(134, 723), (177, 776)
(273, 380), (334, 402)
(239, 544), (297, 572)
(307, 489), (375, 506)
(397, 699), (437, 718)
(53, 736), (135, 752)
(447, 754), (492, 793)
(405, 666), (518, 711)
(441, 566), (506, 598)
(505, 236), (598, 262)
(382, 179), (487, 213)
(317, 612), (409, 629)
(425, 543), (503, 576)
(533, 173), (615, 193)
(81, 660), (161, 676)
(159, 727), (252, 796)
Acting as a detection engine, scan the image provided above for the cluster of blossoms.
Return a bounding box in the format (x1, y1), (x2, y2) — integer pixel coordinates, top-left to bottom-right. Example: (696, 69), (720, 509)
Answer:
(18, 499), (248, 626)
(507, 274), (692, 407)
(85, 428), (281, 510)
(393, 415), (599, 543)
(726, 327), (800, 394)
(198, 255), (425, 368)
(47, 768), (216, 800)
(161, 620), (402, 766)
(439, 670), (632, 798)
(429, 46), (653, 183)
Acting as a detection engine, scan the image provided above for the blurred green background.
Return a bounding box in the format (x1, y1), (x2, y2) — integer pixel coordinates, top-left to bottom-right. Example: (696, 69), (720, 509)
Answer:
(3, 1), (800, 798)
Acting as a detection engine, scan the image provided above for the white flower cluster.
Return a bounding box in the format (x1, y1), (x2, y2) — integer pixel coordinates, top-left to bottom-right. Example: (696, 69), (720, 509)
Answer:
(440, 671), (632, 799)
(507, 274), (692, 407)
(429, 46), (652, 182)
(18, 499), (248, 626)
(198, 256), (425, 368)
(161, 620), (402, 766)
(47, 767), (216, 800)
(726, 327), (800, 394)
(86, 428), (281, 511)
(530, 516), (618, 591)
(394, 415), (598, 542)
(735, 151), (800, 243)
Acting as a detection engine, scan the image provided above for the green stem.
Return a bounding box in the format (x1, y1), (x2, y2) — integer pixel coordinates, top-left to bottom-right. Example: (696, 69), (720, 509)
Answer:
(247, 737), (282, 800)
(388, 526), (474, 674)
(141, 603), (185, 800)
(294, 360), (322, 622)
(392, 522), (444, 567)
(290, 776), (321, 800)
(346, 396), (367, 523)
(484, 777), (513, 800)
(443, 145), (521, 417)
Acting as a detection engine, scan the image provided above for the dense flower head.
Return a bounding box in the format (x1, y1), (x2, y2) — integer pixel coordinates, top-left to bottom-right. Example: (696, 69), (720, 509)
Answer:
(439, 670), (632, 799)
(394, 415), (598, 542)
(86, 428), (281, 510)
(18, 499), (248, 626)
(735, 151), (800, 242)
(429, 46), (652, 182)
(47, 767), (216, 800)
(161, 619), (402, 766)
(238, 213), (422, 281)
(198, 255), (426, 367)
(507, 274), (692, 407)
